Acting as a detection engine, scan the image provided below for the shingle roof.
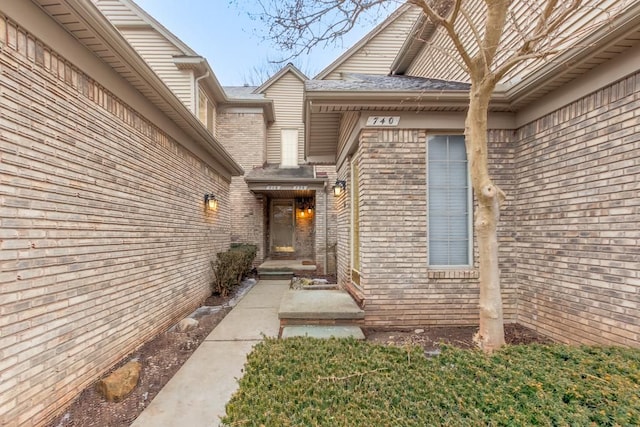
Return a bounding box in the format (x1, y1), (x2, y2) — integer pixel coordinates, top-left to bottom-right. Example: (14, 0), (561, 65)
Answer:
(305, 73), (470, 92)
(223, 86), (265, 100)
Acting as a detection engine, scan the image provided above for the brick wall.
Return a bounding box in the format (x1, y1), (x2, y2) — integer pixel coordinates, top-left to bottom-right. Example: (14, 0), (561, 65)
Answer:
(335, 161), (352, 289)
(337, 127), (517, 328)
(316, 166), (338, 277)
(514, 72), (640, 346)
(0, 18), (230, 426)
(216, 111), (266, 263)
(294, 210), (314, 259)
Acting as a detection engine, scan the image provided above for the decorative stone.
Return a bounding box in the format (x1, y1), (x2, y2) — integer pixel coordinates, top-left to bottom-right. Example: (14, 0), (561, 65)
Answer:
(95, 361), (141, 402)
(176, 318), (199, 332)
(414, 328), (425, 334)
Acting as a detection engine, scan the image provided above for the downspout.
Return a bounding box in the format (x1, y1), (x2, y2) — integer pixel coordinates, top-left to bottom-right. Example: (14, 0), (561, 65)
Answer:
(194, 71), (210, 116)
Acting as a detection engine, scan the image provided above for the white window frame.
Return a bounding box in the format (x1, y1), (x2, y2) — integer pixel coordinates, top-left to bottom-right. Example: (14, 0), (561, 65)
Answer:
(280, 129), (299, 168)
(426, 134), (473, 268)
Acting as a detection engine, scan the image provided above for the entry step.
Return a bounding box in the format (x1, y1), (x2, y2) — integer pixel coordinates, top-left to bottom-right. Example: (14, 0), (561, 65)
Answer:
(281, 325), (365, 340)
(279, 289), (365, 320)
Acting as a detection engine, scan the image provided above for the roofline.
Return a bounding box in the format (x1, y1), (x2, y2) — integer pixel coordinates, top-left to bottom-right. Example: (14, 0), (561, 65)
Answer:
(245, 176), (328, 185)
(314, 2), (412, 80)
(64, 0), (244, 176)
(224, 98), (276, 123)
(504, 1), (640, 104)
(254, 63), (308, 94)
(305, 89), (512, 111)
(173, 55), (276, 122)
(119, 0), (198, 55)
(392, 1), (640, 100)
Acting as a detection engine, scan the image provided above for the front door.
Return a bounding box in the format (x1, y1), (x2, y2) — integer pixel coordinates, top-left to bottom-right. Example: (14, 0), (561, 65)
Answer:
(270, 199), (295, 253)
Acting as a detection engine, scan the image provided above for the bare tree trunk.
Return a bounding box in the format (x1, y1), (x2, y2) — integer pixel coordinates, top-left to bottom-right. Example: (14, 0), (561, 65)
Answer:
(466, 84), (505, 352)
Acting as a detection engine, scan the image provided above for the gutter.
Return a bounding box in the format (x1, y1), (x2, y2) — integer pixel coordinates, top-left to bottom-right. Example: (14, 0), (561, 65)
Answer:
(62, 0), (244, 177)
(505, 1), (640, 105)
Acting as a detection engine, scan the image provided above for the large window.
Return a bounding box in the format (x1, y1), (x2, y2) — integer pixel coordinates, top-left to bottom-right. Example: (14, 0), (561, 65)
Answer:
(428, 135), (471, 266)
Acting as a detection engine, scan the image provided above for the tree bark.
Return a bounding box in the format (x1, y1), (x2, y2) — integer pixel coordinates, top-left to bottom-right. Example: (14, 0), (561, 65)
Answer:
(465, 84), (505, 352)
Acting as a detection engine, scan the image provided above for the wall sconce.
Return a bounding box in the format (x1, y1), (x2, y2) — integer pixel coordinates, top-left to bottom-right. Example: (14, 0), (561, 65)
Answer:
(333, 180), (346, 197)
(204, 193), (218, 211)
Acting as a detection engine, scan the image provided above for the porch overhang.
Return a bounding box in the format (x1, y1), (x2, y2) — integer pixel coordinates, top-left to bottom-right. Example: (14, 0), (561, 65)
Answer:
(245, 165), (328, 198)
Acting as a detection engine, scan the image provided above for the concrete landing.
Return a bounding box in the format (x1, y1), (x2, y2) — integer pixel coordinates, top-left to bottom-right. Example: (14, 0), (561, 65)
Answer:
(278, 289), (364, 320)
(281, 325), (365, 340)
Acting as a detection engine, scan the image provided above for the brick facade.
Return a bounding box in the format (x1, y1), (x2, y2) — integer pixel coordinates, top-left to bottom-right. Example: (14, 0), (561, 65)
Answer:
(0, 17), (231, 426)
(513, 72), (640, 346)
(334, 74), (639, 345)
(316, 166), (338, 276)
(216, 110), (266, 263)
(339, 128), (517, 327)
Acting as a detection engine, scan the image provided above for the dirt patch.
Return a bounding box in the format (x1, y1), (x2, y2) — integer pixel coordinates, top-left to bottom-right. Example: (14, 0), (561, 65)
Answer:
(48, 294), (237, 427)
(365, 323), (552, 353)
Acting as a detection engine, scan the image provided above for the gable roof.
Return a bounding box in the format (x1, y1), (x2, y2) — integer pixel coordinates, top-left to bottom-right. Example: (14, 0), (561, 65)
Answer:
(96, 0), (275, 121)
(254, 63), (308, 94)
(395, 0), (640, 108)
(96, 0), (198, 55)
(314, 3), (418, 80)
(32, 0), (244, 177)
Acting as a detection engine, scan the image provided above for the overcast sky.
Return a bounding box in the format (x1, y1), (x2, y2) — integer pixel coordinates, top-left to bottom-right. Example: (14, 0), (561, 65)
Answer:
(133, 0), (386, 86)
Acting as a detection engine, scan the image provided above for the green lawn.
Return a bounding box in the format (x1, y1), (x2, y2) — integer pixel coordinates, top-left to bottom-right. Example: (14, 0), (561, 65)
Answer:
(222, 338), (640, 426)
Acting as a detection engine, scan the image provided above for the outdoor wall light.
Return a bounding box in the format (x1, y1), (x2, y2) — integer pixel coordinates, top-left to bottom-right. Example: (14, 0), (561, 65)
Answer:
(204, 193), (218, 211)
(296, 197), (314, 218)
(333, 180), (347, 197)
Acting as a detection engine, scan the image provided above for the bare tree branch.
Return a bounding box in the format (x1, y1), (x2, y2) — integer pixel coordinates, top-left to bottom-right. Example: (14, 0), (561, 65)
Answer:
(493, 0), (582, 84)
(411, 0), (474, 73)
(246, 0), (400, 62)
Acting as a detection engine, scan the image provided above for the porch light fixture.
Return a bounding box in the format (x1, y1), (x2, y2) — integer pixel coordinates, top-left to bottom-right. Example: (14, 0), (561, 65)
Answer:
(296, 197), (314, 218)
(204, 193), (218, 211)
(333, 180), (346, 197)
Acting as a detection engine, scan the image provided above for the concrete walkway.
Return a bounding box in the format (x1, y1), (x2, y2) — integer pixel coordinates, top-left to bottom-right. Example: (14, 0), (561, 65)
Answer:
(131, 279), (290, 427)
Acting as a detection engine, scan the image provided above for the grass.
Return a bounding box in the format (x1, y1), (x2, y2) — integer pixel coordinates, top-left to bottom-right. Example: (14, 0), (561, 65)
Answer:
(222, 338), (640, 426)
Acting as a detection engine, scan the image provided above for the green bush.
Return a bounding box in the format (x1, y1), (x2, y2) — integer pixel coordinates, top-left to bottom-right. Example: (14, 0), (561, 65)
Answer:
(230, 243), (258, 277)
(223, 338), (640, 426)
(211, 244), (257, 296)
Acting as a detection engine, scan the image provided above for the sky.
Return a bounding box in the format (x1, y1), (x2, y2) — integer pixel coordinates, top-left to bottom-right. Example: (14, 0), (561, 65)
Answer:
(133, 0), (389, 86)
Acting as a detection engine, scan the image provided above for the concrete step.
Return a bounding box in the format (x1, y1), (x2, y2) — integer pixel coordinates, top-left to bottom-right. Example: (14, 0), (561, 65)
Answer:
(281, 325), (365, 340)
(258, 270), (294, 280)
(278, 289), (365, 323)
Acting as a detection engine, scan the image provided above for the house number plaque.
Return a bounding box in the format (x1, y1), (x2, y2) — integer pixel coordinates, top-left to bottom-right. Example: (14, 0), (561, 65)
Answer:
(366, 116), (400, 127)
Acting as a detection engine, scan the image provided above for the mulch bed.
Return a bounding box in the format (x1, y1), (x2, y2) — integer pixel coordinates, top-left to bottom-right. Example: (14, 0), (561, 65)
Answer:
(50, 279), (550, 427)
(48, 294), (236, 427)
(365, 323), (553, 352)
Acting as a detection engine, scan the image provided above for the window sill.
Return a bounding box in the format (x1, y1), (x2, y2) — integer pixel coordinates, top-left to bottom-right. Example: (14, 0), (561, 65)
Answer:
(427, 269), (478, 280)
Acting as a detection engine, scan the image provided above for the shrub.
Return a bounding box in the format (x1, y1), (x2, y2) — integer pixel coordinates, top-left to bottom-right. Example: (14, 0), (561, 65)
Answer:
(223, 339), (640, 426)
(230, 243), (258, 277)
(211, 244), (257, 296)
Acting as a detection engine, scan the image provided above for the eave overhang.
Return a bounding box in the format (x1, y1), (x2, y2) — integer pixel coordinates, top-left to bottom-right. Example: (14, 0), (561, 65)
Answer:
(32, 0), (244, 177)
(173, 55), (275, 122)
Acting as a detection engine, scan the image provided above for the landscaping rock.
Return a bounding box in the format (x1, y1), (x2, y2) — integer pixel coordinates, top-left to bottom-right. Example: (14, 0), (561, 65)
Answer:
(176, 318), (199, 332)
(95, 361), (141, 402)
(415, 328), (425, 334)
